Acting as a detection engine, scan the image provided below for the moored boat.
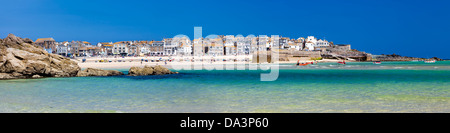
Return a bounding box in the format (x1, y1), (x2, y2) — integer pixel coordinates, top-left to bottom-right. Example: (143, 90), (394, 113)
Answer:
(296, 60), (313, 66)
(337, 61), (346, 64)
(373, 61), (381, 64)
(297, 63), (309, 66)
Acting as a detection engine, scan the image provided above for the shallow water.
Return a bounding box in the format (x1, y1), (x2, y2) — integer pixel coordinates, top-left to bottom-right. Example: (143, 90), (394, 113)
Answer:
(0, 61), (449, 112)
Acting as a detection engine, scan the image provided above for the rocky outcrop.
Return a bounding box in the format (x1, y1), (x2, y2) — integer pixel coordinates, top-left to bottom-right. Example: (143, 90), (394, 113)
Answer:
(0, 34), (80, 79)
(77, 68), (124, 77)
(0, 34), (178, 80)
(128, 65), (177, 76)
(0, 73), (15, 79)
(374, 54), (444, 61)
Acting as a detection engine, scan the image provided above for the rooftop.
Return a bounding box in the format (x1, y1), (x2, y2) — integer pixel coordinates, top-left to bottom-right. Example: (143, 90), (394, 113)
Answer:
(35, 38), (55, 42)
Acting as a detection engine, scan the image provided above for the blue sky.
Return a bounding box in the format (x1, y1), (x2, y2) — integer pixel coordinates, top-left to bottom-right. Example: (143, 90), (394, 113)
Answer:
(1, 0), (449, 58)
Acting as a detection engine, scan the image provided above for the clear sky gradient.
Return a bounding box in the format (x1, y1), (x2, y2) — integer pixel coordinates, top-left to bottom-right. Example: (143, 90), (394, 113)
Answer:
(1, 0), (449, 58)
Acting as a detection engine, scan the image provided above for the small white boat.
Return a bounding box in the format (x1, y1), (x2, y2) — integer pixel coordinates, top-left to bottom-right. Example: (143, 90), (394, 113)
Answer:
(373, 61), (381, 64)
(425, 60), (436, 63)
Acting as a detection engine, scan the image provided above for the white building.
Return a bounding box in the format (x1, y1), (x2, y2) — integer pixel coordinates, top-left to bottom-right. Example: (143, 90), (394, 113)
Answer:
(192, 38), (204, 56)
(304, 36), (329, 51)
(235, 36), (248, 55)
(248, 36), (258, 54)
(178, 42), (192, 56)
(205, 37), (224, 56)
(279, 37), (290, 49)
(150, 41), (164, 56)
(139, 44), (150, 56)
(306, 36), (318, 44)
(224, 35), (235, 47)
(257, 36), (269, 51)
(128, 45), (139, 56)
(224, 35), (236, 55)
(305, 41), (315, 51)
(287, 38), (304, 51)
(315, 39), (330, 47)
(224, 46), (236, 56)
(56, 44), (68, 56)
(163, 38), (176, 56)
(113, 43), (128, 56)
(171, 36), (191, 56)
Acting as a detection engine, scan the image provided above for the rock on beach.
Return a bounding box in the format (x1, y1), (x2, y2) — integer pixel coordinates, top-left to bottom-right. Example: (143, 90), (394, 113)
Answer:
(128, 65), (177, 76)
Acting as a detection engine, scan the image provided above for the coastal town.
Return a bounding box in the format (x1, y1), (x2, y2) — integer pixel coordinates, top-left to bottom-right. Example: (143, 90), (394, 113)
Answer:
(2, 33), (442, 80)
(34, 35), (374, 63)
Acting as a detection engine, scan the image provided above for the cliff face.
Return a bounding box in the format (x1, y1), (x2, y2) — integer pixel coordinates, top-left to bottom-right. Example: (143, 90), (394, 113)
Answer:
(0, 34), (80, 79)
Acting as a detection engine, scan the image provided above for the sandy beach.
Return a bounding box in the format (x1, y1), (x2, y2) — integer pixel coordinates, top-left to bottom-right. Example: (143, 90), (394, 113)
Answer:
(75, 55), (346, 69)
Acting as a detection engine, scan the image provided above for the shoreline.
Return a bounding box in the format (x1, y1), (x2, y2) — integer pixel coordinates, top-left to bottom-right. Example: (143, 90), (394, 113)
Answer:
(75, 56), (445, 70)
(75, 56), (351, 69)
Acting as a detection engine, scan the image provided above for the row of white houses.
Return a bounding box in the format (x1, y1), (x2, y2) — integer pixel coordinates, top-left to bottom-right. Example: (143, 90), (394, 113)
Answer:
(46, 35), (331, 57)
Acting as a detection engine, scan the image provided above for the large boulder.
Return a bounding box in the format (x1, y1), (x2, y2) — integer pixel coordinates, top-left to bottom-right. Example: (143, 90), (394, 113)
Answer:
(77, 68), (124, 77)
(128, 65), (177, 76)
(0, 34), (80, 79)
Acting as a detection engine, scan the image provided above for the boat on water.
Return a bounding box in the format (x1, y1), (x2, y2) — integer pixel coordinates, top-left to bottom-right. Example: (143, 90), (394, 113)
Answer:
(297, 63), (309, 66)
(373, 61), (381, 64)
(337, 61), (346, 64)
(425, 60), (436, 63)
(296, 61), (313, 66)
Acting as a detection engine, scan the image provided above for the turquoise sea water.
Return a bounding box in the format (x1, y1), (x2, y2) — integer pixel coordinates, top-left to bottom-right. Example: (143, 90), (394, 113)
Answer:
(1, 61), (449, 112)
